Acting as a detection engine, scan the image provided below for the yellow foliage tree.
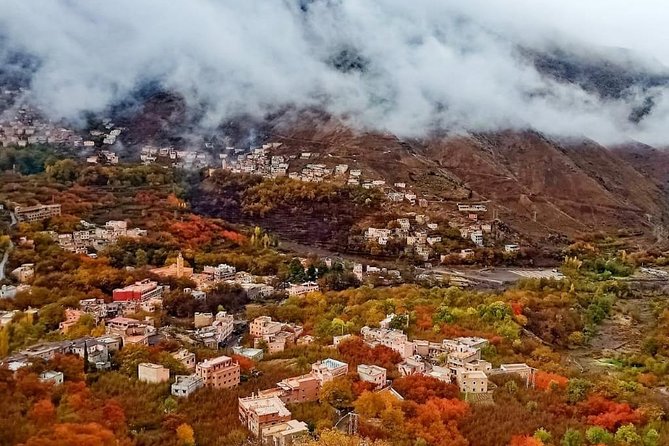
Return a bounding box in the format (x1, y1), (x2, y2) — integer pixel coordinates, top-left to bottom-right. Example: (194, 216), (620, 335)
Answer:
(176, 423), (195, 446)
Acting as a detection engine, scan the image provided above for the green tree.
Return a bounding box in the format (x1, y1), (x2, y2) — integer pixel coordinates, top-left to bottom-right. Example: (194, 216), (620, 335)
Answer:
(643, 429), (660, 446)
(585, 426), (613, 445)
(561, 428), (584, 446)
(615, 425), (641, 446)
(135, 249), (148, 267)
(534, 428), (552, 444)
(567, 379), (592, 403)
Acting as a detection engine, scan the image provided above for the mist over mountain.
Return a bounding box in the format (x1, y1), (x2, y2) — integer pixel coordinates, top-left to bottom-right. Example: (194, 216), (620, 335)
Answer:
(1, 0), (669, 144)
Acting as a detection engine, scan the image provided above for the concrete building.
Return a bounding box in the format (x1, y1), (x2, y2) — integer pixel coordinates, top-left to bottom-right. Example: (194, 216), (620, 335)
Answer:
(59, 309), (85, 334)
(39, 370), (64, 385)
(239, 394), (292, 437)
(360, 326), (415, 359)
(196, 355), (240, 389)
(172, 349), (196, 371)
(275, 374), (321, 404)
(105, 317), (153, 345)
(194, 312), (214, 328)
(203, 263), (237, 281)
(357, 364), (387, 389)
(138, 363), (170, 384)
(286, 282), (319, 297)
(10, 264), (34, 283)
(0, 285), (17, 299)
(15, 203), (61, 222)
(261, 420), (309, 446)
(112, 279), (163, 302)
(398, 356), (426, 376)
(171, 374), (204, 397)
(250, 316), (283, 338)
(310, 358), (348, 384)
(232, 346), (264, 361)
(457, 370), (488, 394)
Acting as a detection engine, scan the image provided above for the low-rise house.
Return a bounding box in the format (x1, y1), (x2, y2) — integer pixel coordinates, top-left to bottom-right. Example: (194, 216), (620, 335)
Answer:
(427, 365), (452, 382)
(275, 373), (321, 404)
(504, 244), (520, 253)
(0, 285), (17, 299)
(138, 363), (170, 384)
(196, 355), (240, 389)
(194, 312), (214, 328)
(398, 356), (426, 376)
(59, 309), (85, 334)
(105, 317), (154, 345)
(360, 326), (415, 358)
(203, 263), (237, 281)
(457, 370), (488, 394)
(286, 282), (319, 297)
(11, 264), (34, 283)
(239, 394), (292, 437)
(39, 370), (64, 385)
(232, 346), (264, 361)
(172, 349), (196, 371)
(171, 374), (204, 397)
(261, 420), (309, 446)
(310, 358), (348, 384)
(357, 364), (387, 389)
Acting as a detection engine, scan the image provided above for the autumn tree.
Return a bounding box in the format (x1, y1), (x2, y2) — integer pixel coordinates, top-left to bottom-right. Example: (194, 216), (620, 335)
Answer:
(392, 374), (459, 403)
(176, 423), (196, 446)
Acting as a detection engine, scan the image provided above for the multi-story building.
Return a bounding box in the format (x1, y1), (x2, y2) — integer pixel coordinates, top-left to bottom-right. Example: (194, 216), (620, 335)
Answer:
(112, 279), (163, 302)
(275, 374), (321, 404)
(171, 374), (204, 397)
(357, 364), (387, 389)
(285, 282), (319, 297)
(172, 349), (196, 371)
(196, 355), (240, 389)
(360, 327), (415, 359)
(457, 370), (488, 394)
(14, 204), (61, 222)
(397, 356), (426, 376)
(238, 394), (292, 437)
(105, 317), (154, 345)
(59, 309), (85, 334)
(138, 363), (170, 384)
(194, 312), (214, 328)
(203, 263), (237, 281)
(10, 264), (34, 283)
(261, 420), (309, 446)
(39, 370), (64, 385)
(250, 316), (284, 338)
(310, 358), (348, 384)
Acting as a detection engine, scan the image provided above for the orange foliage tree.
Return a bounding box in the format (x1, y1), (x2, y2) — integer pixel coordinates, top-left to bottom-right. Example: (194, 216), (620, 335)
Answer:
(579, 395), (642, 430)
(392, 374), (460, 403)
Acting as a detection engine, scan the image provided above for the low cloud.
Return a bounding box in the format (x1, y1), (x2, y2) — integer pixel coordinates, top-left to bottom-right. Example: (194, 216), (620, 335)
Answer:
(1, 0), (669, 144)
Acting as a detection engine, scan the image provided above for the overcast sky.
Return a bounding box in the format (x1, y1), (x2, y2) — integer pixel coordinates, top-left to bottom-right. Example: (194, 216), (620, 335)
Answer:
(1, 0), (668, 144)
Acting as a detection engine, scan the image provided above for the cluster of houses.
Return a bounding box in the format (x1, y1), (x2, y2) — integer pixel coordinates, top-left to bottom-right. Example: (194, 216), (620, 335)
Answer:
(3, 333), (123, 373)
(139, 145), (212, 169)
(364, 214), (444, 261)
(150, 253), (277, 300)
(41, 220), (147, 254)
(359, 315), (536, 396)
(220, 144), (430, 207)
(0, 101), (123, 149)
(249, 316), (305, 354)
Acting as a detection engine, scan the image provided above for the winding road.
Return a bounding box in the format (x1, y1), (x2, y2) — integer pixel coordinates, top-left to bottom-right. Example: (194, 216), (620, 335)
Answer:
(0, 211), (17, 281)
